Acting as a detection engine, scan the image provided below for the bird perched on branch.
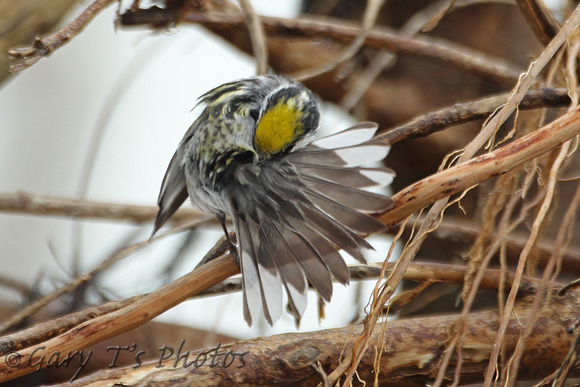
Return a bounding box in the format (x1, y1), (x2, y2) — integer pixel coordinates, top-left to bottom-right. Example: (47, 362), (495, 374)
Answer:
(152, 75), (395, 325)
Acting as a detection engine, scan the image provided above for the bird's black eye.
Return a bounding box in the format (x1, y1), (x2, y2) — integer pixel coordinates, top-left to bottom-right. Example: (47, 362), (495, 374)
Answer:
(249, 109), (260, 121)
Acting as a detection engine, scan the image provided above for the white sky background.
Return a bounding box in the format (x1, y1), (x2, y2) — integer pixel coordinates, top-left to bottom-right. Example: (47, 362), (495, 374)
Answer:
(0, 1), (392, 339)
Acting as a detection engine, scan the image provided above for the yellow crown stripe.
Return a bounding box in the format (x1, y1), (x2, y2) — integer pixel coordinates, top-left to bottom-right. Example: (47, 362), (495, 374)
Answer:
(255, 101), (303, 154)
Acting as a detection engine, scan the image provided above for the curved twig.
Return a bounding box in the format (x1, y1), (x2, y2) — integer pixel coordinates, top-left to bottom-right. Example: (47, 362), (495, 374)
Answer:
(237, 0), (268, 75)
(293, 0), (384, 81)
(120, 9), (523, 86)
(8, 0), (115, 72)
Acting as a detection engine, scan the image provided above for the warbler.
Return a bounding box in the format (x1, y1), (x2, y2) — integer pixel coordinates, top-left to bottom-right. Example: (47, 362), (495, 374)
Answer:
(152, 75), (395, 325)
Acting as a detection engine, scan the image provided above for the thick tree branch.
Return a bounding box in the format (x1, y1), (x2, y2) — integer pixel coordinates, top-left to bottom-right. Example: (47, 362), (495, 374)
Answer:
(65, 289), (580, 386)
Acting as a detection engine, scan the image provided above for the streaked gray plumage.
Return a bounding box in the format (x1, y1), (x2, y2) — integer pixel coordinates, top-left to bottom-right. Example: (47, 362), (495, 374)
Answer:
(152, 75), (395, 325)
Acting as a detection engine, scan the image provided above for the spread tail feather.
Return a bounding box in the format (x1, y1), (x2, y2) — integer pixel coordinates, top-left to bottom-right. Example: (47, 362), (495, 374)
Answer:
(226, 124), (395, 325)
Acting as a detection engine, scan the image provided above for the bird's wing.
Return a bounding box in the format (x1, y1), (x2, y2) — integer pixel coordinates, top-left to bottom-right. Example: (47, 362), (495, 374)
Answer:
(152, 140), (189, 237)
(228, 122), (395, 325)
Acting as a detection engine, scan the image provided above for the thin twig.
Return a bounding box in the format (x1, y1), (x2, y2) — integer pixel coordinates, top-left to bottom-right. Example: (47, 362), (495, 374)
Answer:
(293, 0), (384, 81)
(9, 0), (115, 72)
(0, 220), (207, 334)
(550, 334), (580, 386)
(0, 276), (37, 300)
(340, 218), (408, 386)
(200, 262), (541, 298)
(340, 0), (515, 111)
(433, 171), (540, 387)
(481, 8), (580, 383)
(378, 87), (573, 145)
(485, 142), (572, 384)
(559, 278), (580, 296)
(237, 0), (268, 75)
(344, 190), (471, 386)
(504, 39), (580, 387)
(0, 191), (207, 225)
(506, 184), (580, 386)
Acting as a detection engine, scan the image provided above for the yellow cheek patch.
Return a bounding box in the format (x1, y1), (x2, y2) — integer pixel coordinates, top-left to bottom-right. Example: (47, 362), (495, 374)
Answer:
(255, 100), (303, 154)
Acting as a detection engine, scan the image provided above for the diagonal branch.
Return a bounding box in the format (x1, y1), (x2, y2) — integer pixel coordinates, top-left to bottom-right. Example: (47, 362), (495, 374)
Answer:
(120, 8), (523, 86)
(292, 0), (385, 80)
(237, 0), (268, 75)
(0, 254), (240, 382)
(57, 290), (580, 386)
(8, 0), (115, 72)
(379, 104), (580, 228)
(515, 0), (560, 45)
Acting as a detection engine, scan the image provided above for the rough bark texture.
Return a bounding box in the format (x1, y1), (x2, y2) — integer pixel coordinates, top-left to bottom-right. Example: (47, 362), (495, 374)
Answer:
(67, 289), (579, 386)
